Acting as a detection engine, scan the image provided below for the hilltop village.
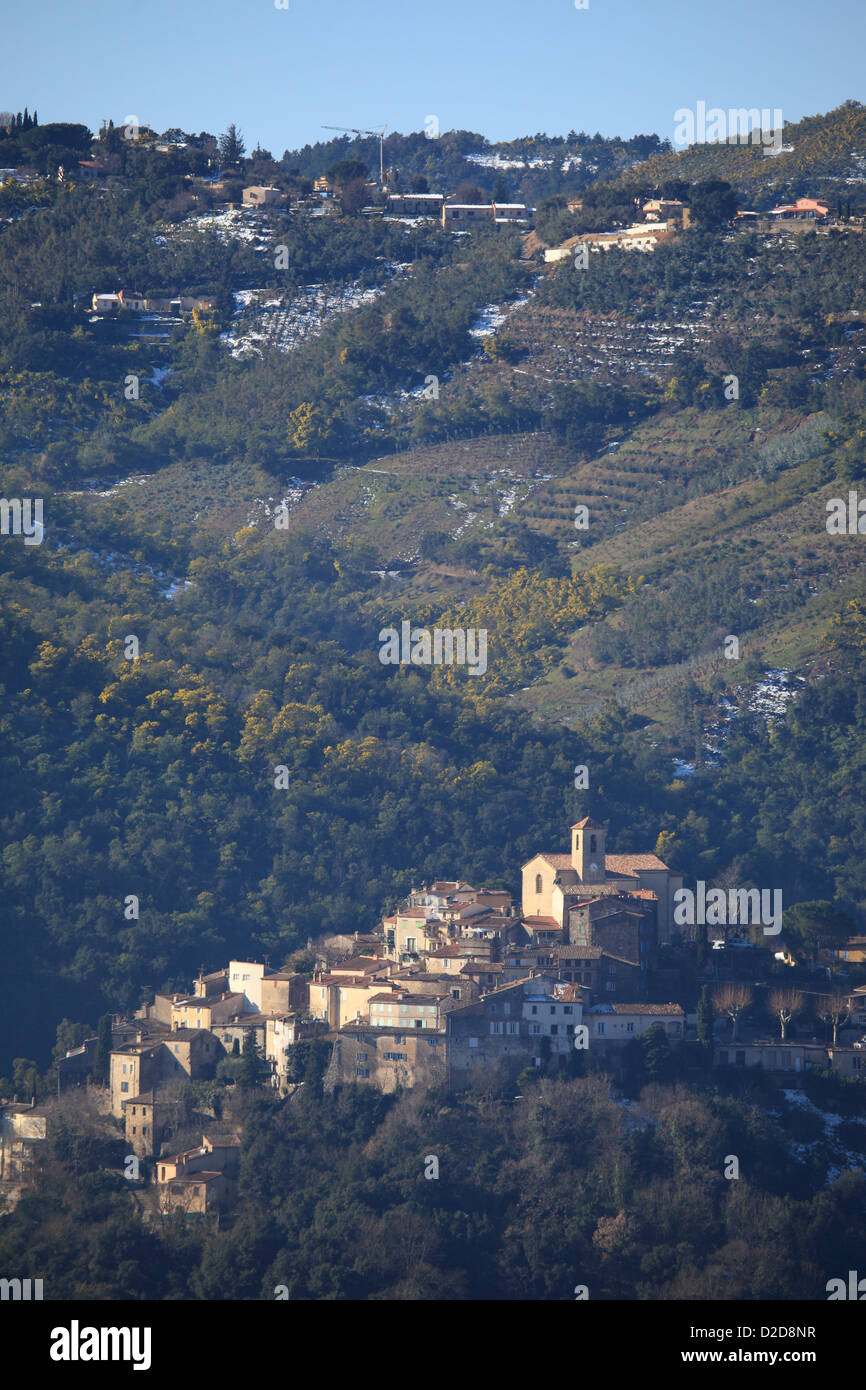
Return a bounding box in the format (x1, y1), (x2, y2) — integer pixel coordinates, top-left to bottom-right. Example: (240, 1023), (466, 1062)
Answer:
(4, 816), (866, 1216)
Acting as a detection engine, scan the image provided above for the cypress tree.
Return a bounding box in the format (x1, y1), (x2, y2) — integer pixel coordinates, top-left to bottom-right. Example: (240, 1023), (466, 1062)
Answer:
(696, 985), (714, 1064)
(93, 1013), (113, 1083)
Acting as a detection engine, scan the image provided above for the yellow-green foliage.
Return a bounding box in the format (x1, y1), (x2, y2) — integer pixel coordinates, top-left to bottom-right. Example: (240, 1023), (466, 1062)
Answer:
(432, 563), (638, 696)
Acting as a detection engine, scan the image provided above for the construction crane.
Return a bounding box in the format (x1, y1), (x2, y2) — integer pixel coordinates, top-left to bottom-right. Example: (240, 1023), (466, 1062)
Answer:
(322, 124), (388, 185)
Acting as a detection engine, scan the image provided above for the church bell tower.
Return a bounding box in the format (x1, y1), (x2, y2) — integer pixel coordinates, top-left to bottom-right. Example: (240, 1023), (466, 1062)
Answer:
(571, 817), (606, 884)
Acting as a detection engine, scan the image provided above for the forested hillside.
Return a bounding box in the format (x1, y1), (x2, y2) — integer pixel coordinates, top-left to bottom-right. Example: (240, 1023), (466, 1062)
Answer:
(3, 103), (866, 1074)
(2, 88), (866, 1306)
(3, 1070), (866, 1300)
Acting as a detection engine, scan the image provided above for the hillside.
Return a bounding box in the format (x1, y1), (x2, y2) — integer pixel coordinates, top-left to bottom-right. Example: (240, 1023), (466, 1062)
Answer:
(3, 100), (866, 1073)
(608, 99), (866, 206)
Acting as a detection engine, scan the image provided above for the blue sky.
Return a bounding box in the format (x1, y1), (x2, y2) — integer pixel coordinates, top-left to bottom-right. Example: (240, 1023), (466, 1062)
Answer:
(3, 0), (863, 154)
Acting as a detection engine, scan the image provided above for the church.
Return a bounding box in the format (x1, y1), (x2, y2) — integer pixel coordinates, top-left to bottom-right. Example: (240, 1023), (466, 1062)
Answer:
(521, 817), (683, 944)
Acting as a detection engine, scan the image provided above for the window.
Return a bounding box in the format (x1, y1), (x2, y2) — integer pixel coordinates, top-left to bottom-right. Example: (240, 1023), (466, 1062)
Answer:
(121, 1082), (129, 1092)
(566, 1024), (574, 1036)
(605, 982), (616, 992)
(132, 1126), (137, 1135)
(564, 1006), (573, 1016)
(531, 1005), (538, 1016)
(469, 1038), (479, 1048)
(719, 1050), (728, 1064)
(507, 1022), (519, 1035)
(356, 1052), (367, 1062)
(490, 1021), (504, 1035)
(735, 1051), (746, 1066)
(550, 1025), (559, 1036)
(406, 938), (416, 953)
(132, 1107), (137, 1116)
(192, 1187), (200, 1197)
(626, 1022), (634, 1033)
(535, 874), (542, 894)
(451, 989), (460, 1000)
(596, 1023), (606, 1035)
(530, 1023), (541, 1036)
(355, 1068), (369, 1079)
(549, 1005), (556, 1015)
(122, 1064), (127, 1075)
(503, 1003), (510, 1016)
(590, 834), (597, 853)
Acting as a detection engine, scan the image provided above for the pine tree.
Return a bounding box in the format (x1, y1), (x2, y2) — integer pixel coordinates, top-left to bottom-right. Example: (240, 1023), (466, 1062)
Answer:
(640, 1024), (672, 1081)
(218, 123), (246, 167)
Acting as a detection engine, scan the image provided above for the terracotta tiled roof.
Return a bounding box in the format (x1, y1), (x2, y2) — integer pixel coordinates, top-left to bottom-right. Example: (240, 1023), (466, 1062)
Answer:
(554, 984), (584, 1001)
(330, 957), (385, 974)
(312, 974), (375, 988)
(368, 992), (439, 1005)
(540, 853), (574, 869)
(121, 1091), (156, 1106)
(605, 853), (670, 873)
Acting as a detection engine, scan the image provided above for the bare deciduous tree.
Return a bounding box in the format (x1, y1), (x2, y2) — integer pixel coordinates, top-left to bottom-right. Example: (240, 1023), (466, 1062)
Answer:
(767, 987), (804, 1040)
(713, 984), (753, 1042)
(820, 992), (850, 1046)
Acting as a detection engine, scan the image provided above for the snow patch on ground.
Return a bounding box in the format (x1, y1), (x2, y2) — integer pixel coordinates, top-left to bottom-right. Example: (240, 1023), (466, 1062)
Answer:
(221, 265), (409, 359)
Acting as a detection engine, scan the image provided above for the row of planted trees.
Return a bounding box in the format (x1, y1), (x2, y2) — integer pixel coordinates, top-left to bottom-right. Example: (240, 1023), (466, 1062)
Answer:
(697, 983), (853, 1048)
